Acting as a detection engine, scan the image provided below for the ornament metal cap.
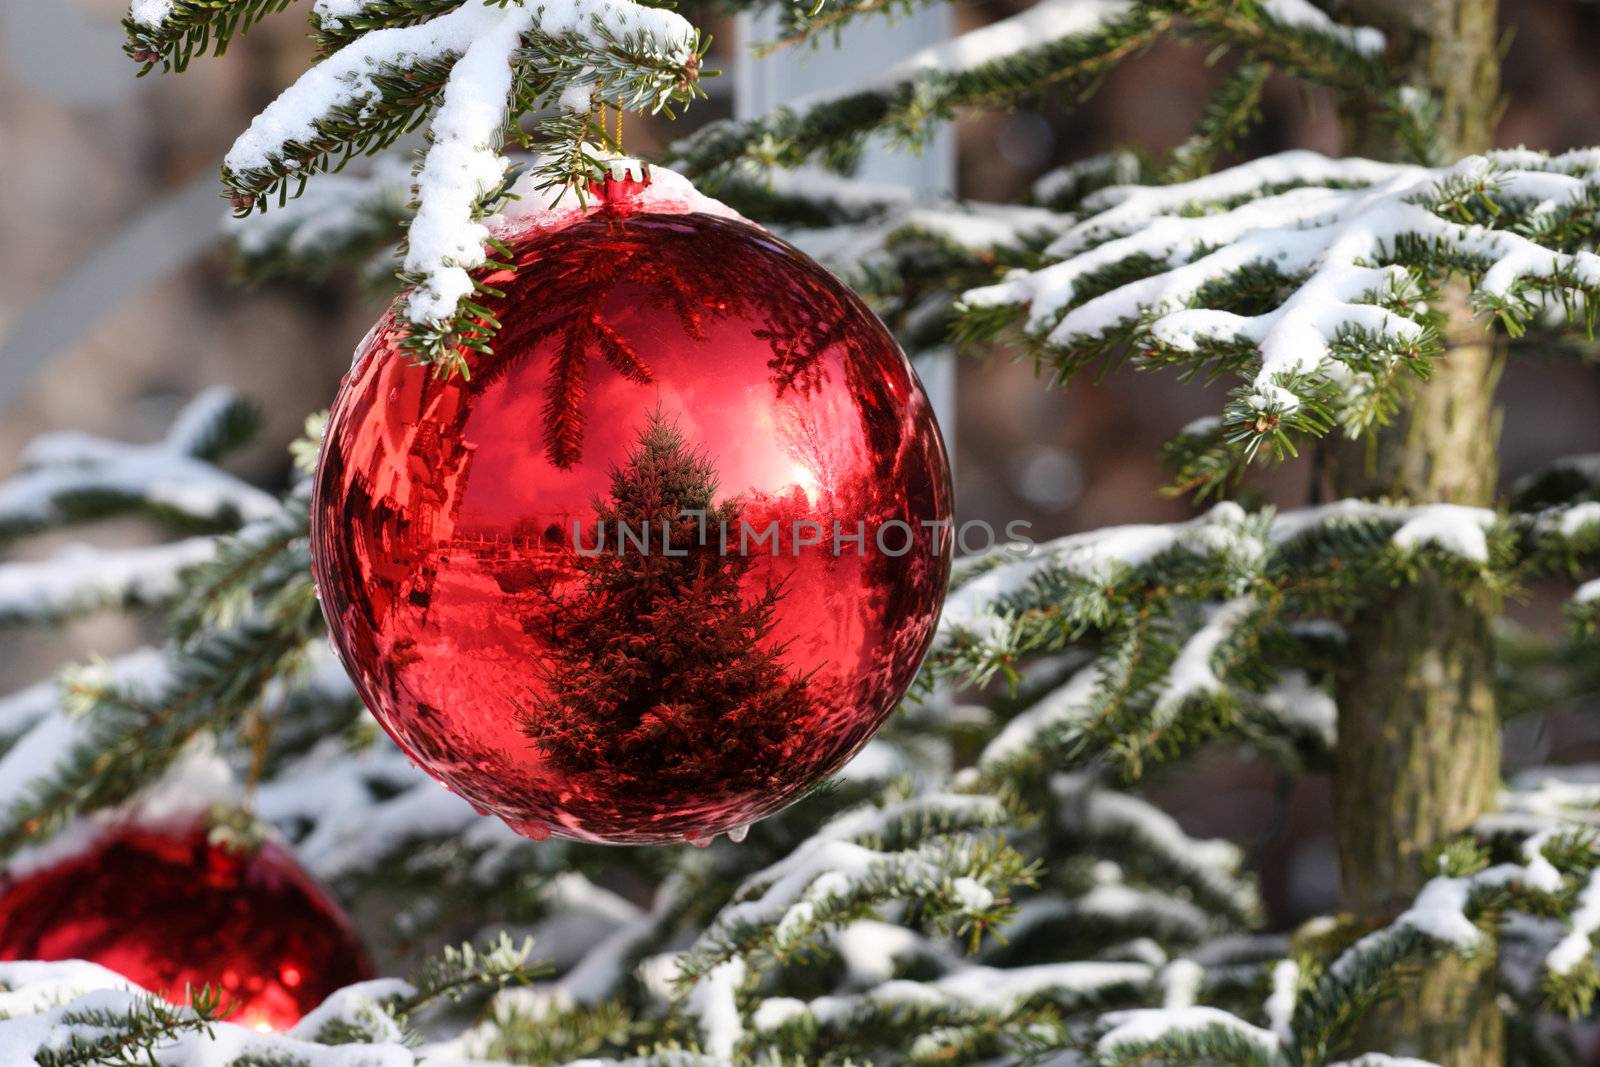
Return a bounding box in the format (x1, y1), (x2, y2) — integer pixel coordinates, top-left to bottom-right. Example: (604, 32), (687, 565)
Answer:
(586, 152), (653, 215)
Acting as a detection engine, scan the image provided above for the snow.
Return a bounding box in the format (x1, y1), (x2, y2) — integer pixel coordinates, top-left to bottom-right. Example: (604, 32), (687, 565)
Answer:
(0, 647), (166, 744)
(1159, 959), (1202, 1009)
(962, 151), (1600, 422)
(1269, 499), (1497, 560)
(979, 664), (1103, 771)
(1550, 501), (1600, 538)
(1547, 866), (1600, 975)
(1, 740), (235, 880)
(1367, 832), (1566, 965)
(1149, 598), (1254, 726)
(1396, 877), (1481, 948)
(751, 961), (1152, 1033)
(1391, 504), (1496, 563)
(228, 4), (518, 174)
(0, 538), (217, 622)
(940, 502), (1260, 647)
(227, 0), (695, 329)
(127, 0), (174, 29)
(684, 960), (745, 1059)
(1264, 959), (1297, 1042)
(1052, 774), (1256, 916)
(228, 159), (412, 261)
(1577, 578), (1600, 604)
(1257, 670), (1337, 746)
(1261, 0), (1385, 57)
(950, 876), (994, 911)
(289, 979), (414, 1045)
(1096, 1005), (1280, 1058)
(496, 161), (746, 235)
(795, 0), (1135, 111)
(0, 408), (278, 531)
(829, 921), (931, 986)
(1033, 151), (1141, 205)
(403, 7), (537, 323)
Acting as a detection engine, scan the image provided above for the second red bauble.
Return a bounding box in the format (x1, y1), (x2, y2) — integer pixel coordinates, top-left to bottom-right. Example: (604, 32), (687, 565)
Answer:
(311, 182), (952, 845)
(0, 824), (373, 1029)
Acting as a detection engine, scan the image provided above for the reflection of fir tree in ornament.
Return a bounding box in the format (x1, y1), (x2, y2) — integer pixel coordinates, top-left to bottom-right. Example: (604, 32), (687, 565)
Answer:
(522, 413), (811, 788)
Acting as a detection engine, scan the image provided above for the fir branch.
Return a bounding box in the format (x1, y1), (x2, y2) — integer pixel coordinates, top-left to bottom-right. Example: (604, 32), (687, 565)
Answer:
(396, 935), (542, 1017)
(0, 538), (219, 628)
(0, 593), (318, 861)
(124, 0), (292, 73)
(669, 3), (1169, 177)
(959, 149), (1600, 479)
(222, 0), (703, 373)
(0, 389), (277, 543)
(228, 163), (412, 284)
(1155, 0), (1387, 92)
(33, 987), (227, 1067)
(747, 961), (1151, 1062)
(1161, 60), (1271, 184)
(676, 794), (1034, 982)
(311, 0), (467, 52)
(167, 487), (311, 642)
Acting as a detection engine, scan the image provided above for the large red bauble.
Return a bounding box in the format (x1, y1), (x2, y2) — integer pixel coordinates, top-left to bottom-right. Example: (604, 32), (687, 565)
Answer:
(311, 190), (953, 845)
(0, 825), (373, 1029)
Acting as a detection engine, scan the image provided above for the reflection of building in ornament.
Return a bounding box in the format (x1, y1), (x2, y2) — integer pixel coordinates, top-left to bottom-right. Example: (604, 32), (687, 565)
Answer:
(345, 381), (478, 620)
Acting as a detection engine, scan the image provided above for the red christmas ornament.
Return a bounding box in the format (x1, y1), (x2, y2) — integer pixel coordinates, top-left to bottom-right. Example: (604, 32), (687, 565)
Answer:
(311, 172), (953, 845)
(0, 824), (373, 1030)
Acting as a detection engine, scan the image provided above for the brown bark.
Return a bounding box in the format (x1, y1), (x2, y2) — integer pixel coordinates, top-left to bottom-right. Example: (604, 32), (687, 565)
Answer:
(1327, 0), (1506, 1063)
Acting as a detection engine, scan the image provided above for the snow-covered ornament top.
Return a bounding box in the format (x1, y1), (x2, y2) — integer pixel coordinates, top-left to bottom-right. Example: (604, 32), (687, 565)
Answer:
(494, 154), (750, 238)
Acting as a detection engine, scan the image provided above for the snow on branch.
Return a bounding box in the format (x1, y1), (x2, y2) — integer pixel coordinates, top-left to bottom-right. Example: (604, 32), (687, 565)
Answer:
(0, 388), (276, 541)
(673, 794), (1029, 984)
(1048, 773), (1259, 925)
(228, 159), (412, 284)
(670, 0), (1167, 178)
(922, 497), (1580, 779)
(0, 595), (319, 863)
(218, 0), (702, 369)
(1073, 828), (1587, 1065)
(124, 0), (293, 73)
(960, 149), (1600, 488)
(0, 538), (217, 627)
(0, 939), (534, 1066)
(1145, 0), (1385, 93)
(749, 960), (1153, 1060)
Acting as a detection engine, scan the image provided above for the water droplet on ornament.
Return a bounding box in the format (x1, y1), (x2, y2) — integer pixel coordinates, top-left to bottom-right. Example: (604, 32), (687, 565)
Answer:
(684, 831), (712, 849)
(507, 817), (552, 841)
(727, 823), (750, 844)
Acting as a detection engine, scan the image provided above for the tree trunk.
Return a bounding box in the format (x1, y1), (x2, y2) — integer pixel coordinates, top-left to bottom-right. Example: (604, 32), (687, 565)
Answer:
(1329, 0), (1505, 1063)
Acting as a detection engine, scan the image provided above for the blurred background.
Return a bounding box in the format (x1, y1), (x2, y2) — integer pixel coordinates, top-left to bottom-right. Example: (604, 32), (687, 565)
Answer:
(3, 0), (1599, 930)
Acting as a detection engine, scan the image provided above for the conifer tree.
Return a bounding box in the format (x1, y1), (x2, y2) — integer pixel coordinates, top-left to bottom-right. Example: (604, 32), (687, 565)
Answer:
(0, 0), (1599, 1065)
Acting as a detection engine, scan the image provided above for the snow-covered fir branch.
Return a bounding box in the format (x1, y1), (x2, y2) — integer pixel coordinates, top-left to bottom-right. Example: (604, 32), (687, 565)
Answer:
(926, 494), (1600, 780)
(0, 938), (535, 1067)
(671, 0), (1167, 178)
(0, 388), (276, 540)
(0, 538), (218, 627)
(960, 149), (1600, 491)
(207, 0), (703, 370)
